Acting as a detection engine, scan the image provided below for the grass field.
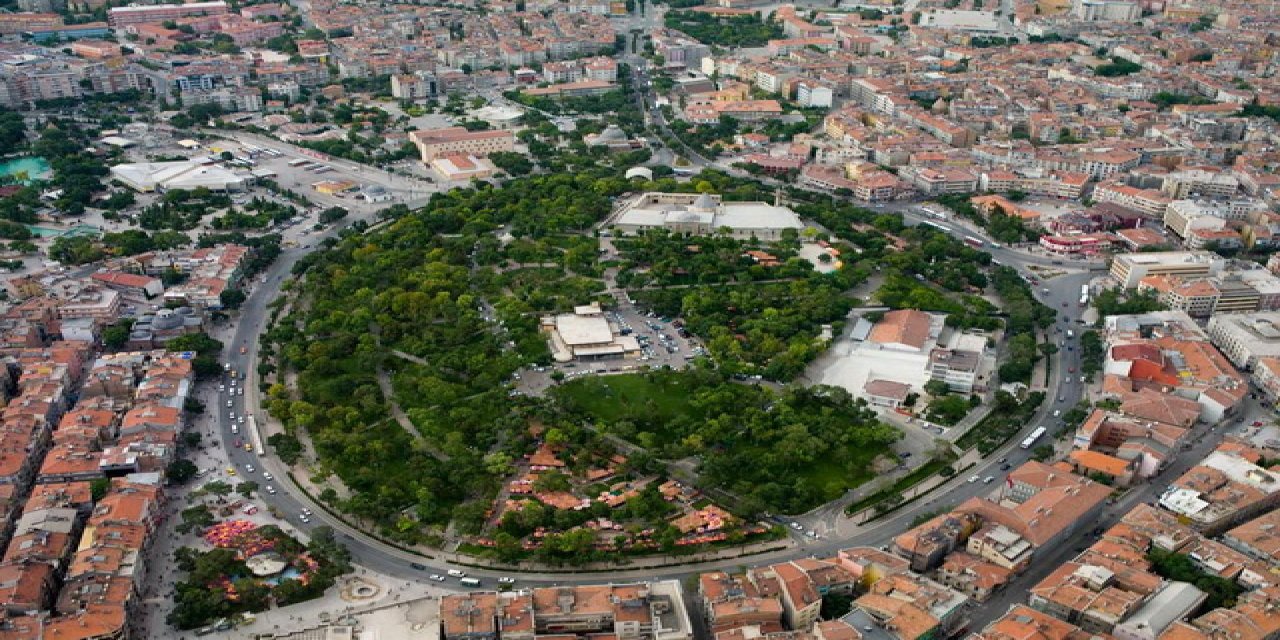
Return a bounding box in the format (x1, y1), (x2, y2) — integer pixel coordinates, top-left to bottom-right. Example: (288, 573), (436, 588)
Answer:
(554, 373), (695, 440)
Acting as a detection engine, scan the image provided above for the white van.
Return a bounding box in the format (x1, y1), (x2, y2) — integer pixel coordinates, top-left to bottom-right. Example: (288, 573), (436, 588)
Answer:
(447, 569), (466, 578)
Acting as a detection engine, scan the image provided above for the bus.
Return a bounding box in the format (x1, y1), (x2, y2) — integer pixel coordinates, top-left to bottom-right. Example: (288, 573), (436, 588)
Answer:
(920, 221), (947, 233)
(964, 236), (985, 249)
(247, 415), (265, 457)
(459, 577), (481, 587)
(288, 158), (309, 167)
(1020, 426), (1048, 449)
(1079, 285), (1090, 307)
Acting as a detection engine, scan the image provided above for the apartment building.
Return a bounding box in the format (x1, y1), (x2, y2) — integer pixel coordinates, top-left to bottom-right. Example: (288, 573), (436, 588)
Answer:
(1205, 311), (1280, 371)
(1109, 251), (1225, 289)
(410, 127), (516, 162)
(699, 572), (784, 634)
(391, 73), (438, 101)
(934, 552), (1012, 603)
(107, 1), (228, 27)
(441, 582), (692, 640)
(1093, 183), (1172, 219)
(848, 572), (969, 640)
(1072, 408), (1190, 478)
(1103, 311), (1247, 423)
(913, 349), (972, 396)
(1221, 509), (1280, 564)
(746, 563), (822, 630)
(1159, 449), (1280, 535)
(1163, 199), (1263, 240)
(980, 170), (1090, 200)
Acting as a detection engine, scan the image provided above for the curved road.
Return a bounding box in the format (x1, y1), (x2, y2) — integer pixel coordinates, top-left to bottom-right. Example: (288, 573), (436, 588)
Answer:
(207, 196), (1106, 596)
(206, 31), (1112, 590)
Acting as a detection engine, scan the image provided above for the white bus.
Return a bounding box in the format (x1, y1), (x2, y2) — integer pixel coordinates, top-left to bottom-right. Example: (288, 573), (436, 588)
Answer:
(1020, 426), (1048, 449)
(920, 221), (947, 233)
(1079, 285), (1090, 307)
(288, 158), (309, 167)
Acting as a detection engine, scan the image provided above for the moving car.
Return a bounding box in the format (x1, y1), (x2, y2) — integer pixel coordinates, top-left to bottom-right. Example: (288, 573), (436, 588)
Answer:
(968, 475), (980, 483)
(410, 563), (427, 571)
(429, 574), (446, 582)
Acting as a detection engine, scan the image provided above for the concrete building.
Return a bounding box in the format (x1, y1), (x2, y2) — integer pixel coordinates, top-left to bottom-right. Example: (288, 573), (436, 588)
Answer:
(610, 193), (805, 241)
(391, 72), (438, 101)
(1109, 251), (1225, 289)
(110, 161), (246, 193)
(409, 127), (515, 162)
(107, 1), (227, 27)
(542, 303), (640, 362)
(1071, 0), (1141, 21)
(1159, 449), (1280, 534)
(1206, 311), (1280, 371)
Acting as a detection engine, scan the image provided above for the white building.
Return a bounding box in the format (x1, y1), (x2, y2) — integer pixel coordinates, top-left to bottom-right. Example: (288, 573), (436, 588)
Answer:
(110, 161), (246, 192)
(1205, 312), (1280, 371)
(1109, 251), (1225, 289)
(610, 193), (805, 241)
(542, 302), (641, 362)
(1071, 0), (1141, 21)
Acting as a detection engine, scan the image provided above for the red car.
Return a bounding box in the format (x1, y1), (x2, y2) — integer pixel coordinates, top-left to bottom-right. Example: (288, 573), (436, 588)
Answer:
(1068, 367), (1075, 373)
(1253, 421), (1264, 426)
(233, 439), (242, 448)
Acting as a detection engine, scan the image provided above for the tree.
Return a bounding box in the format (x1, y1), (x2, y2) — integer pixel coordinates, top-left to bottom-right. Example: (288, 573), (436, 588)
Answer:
(923, 379), (950, 397)
(90, 477), (112, 501)
(176, 505), (214, 534)
(318, 207), (348, 224)
(220, 288), (247, 309)
(203, 480), (232, 497)
(268, 433), (304, 465)
(102, 320), (132, 349)
(167, 459), (199, 484)
(236, 481), (260, 497)
(490, 152), (534, 176)
(0, 108), (25, 149)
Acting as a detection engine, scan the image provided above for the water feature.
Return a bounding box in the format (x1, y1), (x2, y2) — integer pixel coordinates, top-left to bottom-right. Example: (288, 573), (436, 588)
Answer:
(0, 156), (51, 184)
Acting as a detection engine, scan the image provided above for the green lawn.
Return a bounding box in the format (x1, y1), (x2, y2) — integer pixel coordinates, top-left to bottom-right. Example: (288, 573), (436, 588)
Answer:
(554, 373), (695, 426)
(800, 451), (879, 499)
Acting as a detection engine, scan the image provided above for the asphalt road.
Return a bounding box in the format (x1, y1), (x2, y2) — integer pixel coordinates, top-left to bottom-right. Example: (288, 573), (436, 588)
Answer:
(197, 16), (1134, 594)
(204, 189), (1113, 596)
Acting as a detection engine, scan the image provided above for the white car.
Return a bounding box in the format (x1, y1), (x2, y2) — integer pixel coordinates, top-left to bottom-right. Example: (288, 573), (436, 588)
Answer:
(429, 574), (446, 582)
(245, 464), (256, 474)
(227, 400), (233, 407)
(231, 425), (239, 434)
(968, 475), (980, 483)
(263, 472), (274, 481)
(299, 514), (311, 523)
(237, 388), (244, 396)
